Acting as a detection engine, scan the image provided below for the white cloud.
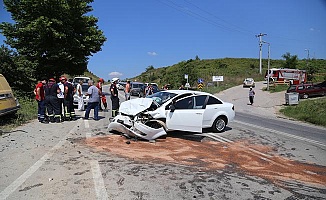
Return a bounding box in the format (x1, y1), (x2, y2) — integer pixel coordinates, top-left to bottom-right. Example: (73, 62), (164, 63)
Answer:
(147, 51), (158, 56)
(109, 71), (123, 77)
(310, 28), (315, 31)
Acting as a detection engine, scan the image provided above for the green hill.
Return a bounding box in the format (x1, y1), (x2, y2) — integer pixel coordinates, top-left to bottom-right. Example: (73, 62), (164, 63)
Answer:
(133, 57), (326, 89)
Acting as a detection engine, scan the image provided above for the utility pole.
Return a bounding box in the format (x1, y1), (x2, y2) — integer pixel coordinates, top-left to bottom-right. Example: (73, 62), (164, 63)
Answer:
(263, 41), (271, 90)
(305, 49), (310, 68)
(256, 33), (267, 74)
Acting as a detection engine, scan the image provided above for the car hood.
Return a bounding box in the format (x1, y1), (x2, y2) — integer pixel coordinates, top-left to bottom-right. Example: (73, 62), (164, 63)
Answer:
(119, 98), (154, 116)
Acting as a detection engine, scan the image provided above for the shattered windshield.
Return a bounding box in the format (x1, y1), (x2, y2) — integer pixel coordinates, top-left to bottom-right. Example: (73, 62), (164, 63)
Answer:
(147, 91), (178, 106)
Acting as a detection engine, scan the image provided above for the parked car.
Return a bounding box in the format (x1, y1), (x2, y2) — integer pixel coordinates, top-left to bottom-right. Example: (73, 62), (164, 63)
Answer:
(130, 82), (145, 96)
(243, 78), (255, 87)
(108, 90), (235, 141)
(73, 83), (90, 109)
(0, 74), (20, 117)
(287, 82), (326, 99)
(117, 82), (126, 90)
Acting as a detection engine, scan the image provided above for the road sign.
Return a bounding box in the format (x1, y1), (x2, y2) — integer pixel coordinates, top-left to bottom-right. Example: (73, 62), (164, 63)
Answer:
(212, 76), (224, 82)
(185, 82), (190, 88)
(198, 83), (203, 89)
(198, 78), (203, 84)
(184, 74), (188, 79)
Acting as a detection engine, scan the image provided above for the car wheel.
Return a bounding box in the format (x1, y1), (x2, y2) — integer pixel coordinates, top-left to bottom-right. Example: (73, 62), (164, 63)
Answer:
(303, 94), (309, 99)
(212, 116), (227, 133)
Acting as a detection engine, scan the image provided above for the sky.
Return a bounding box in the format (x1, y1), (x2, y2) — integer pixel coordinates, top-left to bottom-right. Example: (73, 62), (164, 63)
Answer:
(1, 0), (326, 80)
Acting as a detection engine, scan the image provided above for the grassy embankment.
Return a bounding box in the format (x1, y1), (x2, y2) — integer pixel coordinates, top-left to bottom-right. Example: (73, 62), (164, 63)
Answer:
(0, 97), (37, 134)
(280, 97), (326, 126)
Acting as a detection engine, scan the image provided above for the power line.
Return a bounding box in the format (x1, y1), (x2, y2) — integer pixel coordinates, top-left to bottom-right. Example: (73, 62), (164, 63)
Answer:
(182, 0), (255, 35)
(156, 0), (253, 35)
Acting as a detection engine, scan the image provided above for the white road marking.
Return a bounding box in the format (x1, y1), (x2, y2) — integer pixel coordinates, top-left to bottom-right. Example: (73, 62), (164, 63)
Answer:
(206, 133), (234, 143)
(0, 119), (83, 200)
(234, 120), (326, 147)
(86, 132), (92, 138)
(201, 133), (227, 143)
(85, 120), (90, 128)
(90, 160), (108, 200)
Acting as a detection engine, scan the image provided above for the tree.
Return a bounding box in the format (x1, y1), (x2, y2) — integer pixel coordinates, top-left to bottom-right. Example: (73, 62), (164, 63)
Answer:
(0, 0), (106, 80)
(0, 45), (36, 95)
(146, 65), (154, 72)
(281, 52), (298, 69)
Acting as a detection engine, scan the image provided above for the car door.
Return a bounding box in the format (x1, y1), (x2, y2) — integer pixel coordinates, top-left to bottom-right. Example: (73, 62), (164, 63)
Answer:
(166, 95), (205, 132)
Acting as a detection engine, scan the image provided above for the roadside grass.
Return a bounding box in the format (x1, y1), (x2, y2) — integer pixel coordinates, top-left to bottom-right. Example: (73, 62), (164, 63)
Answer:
(202, 83), (238, 94)
(263, 84), (289, 93)
(0, 97), (37, 134)
(279, 97), (326, 127)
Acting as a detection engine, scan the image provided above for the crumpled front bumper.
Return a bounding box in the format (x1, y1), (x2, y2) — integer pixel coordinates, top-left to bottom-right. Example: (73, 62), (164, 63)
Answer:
(108, 115), (167, 141)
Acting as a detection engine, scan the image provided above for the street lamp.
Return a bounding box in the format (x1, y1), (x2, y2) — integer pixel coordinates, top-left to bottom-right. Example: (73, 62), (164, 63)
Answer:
(305, 49), (310, 68)
(263, 41), (271, 90)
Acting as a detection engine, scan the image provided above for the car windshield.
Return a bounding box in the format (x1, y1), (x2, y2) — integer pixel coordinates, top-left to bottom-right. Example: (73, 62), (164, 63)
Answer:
(81, 84), (89, 92)
(146, 91), (178, 106)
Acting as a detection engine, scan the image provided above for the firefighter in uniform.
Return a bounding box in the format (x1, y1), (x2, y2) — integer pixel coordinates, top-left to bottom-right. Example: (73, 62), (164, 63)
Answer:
(63, 78), (76, 121)
(44, 78), (61, 123)
(110, 78), (119, 117)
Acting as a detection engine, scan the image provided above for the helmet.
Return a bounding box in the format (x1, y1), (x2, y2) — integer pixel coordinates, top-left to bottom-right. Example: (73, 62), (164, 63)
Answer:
(49, 78), (56, 82)
(99, 78), (104, 83)
(111, 77), (119, 83)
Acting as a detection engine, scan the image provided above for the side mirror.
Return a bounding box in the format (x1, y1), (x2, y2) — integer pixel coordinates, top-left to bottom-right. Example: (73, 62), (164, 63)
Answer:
(170, 104), (176, 112)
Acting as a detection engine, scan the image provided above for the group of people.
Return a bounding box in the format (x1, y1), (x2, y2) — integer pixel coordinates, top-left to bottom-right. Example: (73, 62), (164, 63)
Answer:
(82, 77), (120, 120)
(35, 76), (76, 123)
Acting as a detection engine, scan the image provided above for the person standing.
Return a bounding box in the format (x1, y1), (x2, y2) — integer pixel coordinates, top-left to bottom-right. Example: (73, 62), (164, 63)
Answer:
(96, 78), (104, 111)
(249, 86), (255, 105)
(110, 78), (119, 117)
(64, 79), (76, 120)
(44, 78), (61, 123)
(84, 80), (100, 120)
(57, 76), (65, 121)
(76, 80), (84, 111)
(146, 84), (153, 96)
(34, 77), (47, 123)
(124, 80), (131, 100)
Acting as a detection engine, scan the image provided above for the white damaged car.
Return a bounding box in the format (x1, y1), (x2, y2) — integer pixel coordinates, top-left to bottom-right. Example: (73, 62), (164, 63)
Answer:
(108, 90), (235, 141)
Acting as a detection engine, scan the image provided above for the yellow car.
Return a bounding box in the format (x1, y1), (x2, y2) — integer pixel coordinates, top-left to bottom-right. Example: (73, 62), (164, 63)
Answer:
(0, 74), (20, 117)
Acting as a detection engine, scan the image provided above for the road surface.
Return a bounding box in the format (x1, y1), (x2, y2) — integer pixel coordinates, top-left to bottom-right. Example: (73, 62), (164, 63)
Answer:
(0, 83), (325, 199)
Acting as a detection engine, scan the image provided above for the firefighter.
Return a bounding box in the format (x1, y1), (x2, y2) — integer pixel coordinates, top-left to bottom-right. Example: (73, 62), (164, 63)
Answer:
(110, 78), (119, 117)
(62, 77), (76, 121)
(44, 78), (61, 123)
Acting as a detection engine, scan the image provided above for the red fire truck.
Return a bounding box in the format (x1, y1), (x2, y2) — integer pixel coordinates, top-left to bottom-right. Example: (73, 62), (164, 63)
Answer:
(265, 68), (307, 85)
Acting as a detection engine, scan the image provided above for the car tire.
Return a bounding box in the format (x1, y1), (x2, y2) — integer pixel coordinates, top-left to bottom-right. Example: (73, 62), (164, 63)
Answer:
(303, 94), (309, 99)
(212, 116), (227, 133)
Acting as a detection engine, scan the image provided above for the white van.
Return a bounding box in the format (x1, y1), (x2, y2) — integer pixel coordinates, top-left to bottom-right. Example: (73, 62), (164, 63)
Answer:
(0, 74), (20, 117)
(72, 76), (91, 86)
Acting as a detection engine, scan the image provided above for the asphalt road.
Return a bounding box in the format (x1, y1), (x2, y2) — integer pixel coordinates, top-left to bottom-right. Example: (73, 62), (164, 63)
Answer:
(0, 84), (325, 200)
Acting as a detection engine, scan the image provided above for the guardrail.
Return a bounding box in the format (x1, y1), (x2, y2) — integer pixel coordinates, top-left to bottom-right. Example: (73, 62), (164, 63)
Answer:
(273, 80), (290, 86)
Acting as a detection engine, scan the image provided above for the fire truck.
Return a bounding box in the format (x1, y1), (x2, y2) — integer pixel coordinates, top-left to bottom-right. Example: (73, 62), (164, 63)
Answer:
(265, 68), (307, 85)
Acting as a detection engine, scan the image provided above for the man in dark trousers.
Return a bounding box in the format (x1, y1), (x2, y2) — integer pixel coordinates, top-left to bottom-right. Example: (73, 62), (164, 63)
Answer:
(63, 78), (76, 120)
(44, 78), (61, 123)
(110, 78), (119, 117)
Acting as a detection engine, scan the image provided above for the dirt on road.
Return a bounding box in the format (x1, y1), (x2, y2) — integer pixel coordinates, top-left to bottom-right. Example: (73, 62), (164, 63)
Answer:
(83, 134), (326, 189)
